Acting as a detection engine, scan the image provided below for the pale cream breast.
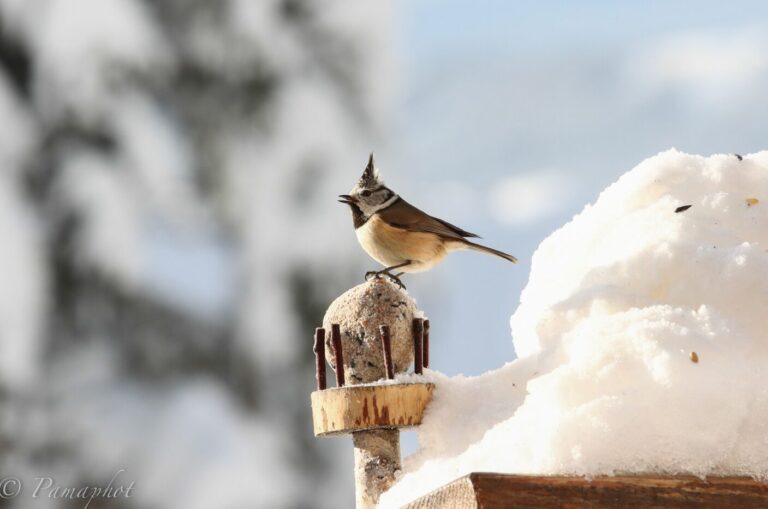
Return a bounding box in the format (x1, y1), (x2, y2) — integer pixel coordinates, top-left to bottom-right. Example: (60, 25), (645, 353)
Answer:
(355, 215), (449, 272)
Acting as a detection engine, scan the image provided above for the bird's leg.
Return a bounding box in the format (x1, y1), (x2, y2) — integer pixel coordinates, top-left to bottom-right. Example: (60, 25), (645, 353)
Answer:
(364, 261), (411, 289)
(366, 261), (411, 277)
(378, 261), (412, 278)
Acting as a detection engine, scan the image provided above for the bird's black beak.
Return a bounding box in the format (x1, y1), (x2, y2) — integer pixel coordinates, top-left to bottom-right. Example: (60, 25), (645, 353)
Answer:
(338, 194), (356, 204)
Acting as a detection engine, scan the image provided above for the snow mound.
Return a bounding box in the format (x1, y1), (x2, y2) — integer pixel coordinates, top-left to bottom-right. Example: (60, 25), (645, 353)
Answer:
(379, 150), (768, 508)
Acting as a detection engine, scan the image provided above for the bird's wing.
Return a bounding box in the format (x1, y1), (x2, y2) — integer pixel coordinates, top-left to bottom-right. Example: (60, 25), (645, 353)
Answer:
(377, 198), (480, 239)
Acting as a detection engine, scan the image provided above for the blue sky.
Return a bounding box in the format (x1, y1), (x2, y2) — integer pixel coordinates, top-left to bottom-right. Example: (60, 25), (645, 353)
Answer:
(398, 0), (768, 58)
(392, 0), (768, 378)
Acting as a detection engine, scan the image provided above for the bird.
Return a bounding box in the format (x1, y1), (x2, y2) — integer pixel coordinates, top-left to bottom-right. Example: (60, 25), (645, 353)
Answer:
(338, 154), (517, 289)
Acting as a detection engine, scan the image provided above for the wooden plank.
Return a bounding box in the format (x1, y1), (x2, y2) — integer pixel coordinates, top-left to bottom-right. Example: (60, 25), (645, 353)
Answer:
(311, 382), (434, 436)
(401, 475), (476, 509)
(402, 473), (768, 509)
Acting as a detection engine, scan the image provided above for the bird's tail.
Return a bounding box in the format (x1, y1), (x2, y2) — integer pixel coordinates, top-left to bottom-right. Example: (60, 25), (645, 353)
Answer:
(463, 240), (518, 264)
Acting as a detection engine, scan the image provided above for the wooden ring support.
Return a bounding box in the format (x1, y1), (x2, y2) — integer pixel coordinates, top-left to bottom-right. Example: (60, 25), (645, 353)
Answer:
(311, 382), (435, 437)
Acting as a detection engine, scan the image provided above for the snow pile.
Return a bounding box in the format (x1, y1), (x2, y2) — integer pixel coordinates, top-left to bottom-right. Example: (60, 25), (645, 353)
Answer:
(380, 150), (768, 507)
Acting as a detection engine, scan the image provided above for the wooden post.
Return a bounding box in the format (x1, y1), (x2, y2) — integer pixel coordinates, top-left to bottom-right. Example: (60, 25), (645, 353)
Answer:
(311, 383), (435, 508)
(313, 328), (326, 390)
(413, 318), (424, 375)
(331, 324), (344, 387)
(354, 430), (400, 508)
(380, 325), (395, 380)
(423, 319), (430, 369)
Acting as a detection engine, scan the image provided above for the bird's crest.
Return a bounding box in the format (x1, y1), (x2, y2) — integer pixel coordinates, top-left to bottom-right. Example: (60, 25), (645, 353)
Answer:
(358, 153), (383, 189)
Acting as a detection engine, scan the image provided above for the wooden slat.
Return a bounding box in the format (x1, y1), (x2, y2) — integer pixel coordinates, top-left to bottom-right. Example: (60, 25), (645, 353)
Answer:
(401, 475), (476, 509)
(402, 473), (768, 509)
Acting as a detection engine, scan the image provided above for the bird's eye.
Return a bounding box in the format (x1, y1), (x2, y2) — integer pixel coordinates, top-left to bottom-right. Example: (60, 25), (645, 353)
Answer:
(361, 190), (372, 197)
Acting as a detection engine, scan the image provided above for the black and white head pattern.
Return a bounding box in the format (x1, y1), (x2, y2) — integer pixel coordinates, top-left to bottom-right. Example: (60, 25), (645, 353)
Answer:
(349, 154), (398, 219)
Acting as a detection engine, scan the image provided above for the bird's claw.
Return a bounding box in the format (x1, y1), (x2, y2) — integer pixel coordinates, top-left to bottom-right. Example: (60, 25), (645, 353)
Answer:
(386, 273), (406, 289)
(364, 270), (406, 290)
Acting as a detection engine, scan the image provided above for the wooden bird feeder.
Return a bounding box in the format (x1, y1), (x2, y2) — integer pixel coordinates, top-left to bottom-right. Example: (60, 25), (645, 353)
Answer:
(311, 319), (433, 508)
(310, 280), (434, 509)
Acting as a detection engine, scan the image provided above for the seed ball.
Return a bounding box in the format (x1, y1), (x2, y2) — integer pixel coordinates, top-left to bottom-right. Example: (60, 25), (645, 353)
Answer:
(323, 278), (419, 385)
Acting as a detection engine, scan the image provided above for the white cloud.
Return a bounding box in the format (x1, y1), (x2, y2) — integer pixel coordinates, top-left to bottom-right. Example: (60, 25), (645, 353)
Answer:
(489, 170), (571, 226)
(626, 27), (768, 108)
